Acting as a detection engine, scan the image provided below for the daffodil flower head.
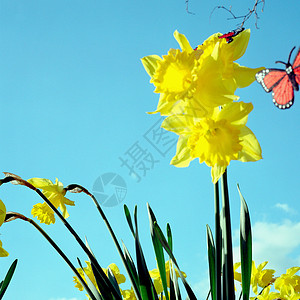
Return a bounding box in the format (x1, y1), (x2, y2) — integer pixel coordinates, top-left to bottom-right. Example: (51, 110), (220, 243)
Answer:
(141, 31), (205, 116)
(149, 260), (186, 295)
(274, 267), (300, 296)
(250, 261), (275, 295)
(28, 178), (75, 225)
(162, 101), (262, 183)
(0, 199), (9, 257)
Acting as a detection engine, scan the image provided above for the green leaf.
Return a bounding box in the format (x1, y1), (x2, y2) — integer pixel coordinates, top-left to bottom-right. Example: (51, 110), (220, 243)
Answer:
(0, 259), (18, 300)
(167, 223), (173, 252)
(238, 184), (252, 300)
(148, 204), (169, 300)
(221, 171), (235, 299)
(124, 205), (135, 237)
(169, 260), (182, 300)
(153, 222), (197, 300)
(107, 268), (122, 298)
(122, 241), (142, 299)
(206, 225), (216, 300)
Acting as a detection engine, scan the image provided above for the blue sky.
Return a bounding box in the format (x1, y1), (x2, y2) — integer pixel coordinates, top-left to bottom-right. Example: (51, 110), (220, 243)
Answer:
(0, 0), (300, 299)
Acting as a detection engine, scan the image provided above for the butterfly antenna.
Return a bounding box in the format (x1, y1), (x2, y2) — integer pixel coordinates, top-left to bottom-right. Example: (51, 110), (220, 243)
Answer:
(275, 47), (296, 66)
(287, 46), (296, 63)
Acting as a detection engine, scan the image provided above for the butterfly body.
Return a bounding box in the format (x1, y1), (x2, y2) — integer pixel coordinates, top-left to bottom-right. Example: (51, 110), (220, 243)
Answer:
(218, 27), (244, 43)
(255, 47), (300, 109)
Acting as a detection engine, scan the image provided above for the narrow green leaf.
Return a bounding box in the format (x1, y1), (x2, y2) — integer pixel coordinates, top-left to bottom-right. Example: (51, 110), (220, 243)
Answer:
(153, 223), (197, 300)
(207, 225), (216, 300)
(0, 259), (18, 300)
(221, 171), (235, 299)
(169, 260), (182, 300)
(167, 223), (173, 252)
(134, 206), (157, 300)
(107, 268), (122, 298)
(238, 184), (252, 300)
(148, 204), (169, 300)
(122, 241), (142, 299)
(124, 204), (135, 237)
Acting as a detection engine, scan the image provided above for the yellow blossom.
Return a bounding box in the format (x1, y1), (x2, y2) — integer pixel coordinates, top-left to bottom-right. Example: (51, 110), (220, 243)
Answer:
(28, 178), (75, 225)
(73, 262), (126, 295)
(0, 199), (9, 257)
(162, 101), (262, 183)
(141, 30), (263, 117)
(235, 261), (275, 295)
(274, 267), (300, 296)
(121, 287), (137, 300)
(149, 260), (186, 295)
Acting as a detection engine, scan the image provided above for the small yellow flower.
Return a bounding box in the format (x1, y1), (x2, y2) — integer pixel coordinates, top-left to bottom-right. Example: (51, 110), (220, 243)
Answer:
(28, 178), (75, 225)
(121, 287), (137, 300)
(251, 261), (275, 295)
(149, 260), (186, 294)
(0, 199), (9, 257)
(162, 101), (262, 183)
(234, 261), (275, 295)
(274, 267), (300, 296)
(73, 262), (126, 295)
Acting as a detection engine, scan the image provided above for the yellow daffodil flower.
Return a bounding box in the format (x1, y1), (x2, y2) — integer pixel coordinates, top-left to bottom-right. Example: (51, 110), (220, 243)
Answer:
(73, 262), (126, 295)
(28, 178), (75, 225)
(142, 31), (203, 116)
(0, 199), (9, 257)
(250, 261), (276, 295)
(235, 261), (275, 295)
(121, 287), (137, 300)
(149, 260), (186, 294)
(162, 101), (262, 183)
(274, 267), (300, 296)
(141, 30), (263, 117)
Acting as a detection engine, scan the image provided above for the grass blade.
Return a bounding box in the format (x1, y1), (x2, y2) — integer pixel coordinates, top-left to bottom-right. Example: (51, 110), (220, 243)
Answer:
(207, 225), (216, 300)
(238, 184), (252, 300)
(0, 259), (18, 300)
(148, 204), (169, 300)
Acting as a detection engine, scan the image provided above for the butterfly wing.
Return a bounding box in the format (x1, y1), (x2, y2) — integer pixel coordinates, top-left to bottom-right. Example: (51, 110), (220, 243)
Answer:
(255, 68), (286, 92)
(272, 75), (294, 109)
(292, 48), (300, 85)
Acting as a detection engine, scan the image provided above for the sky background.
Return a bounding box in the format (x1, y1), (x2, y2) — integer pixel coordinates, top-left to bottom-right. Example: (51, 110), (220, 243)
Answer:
(0, 0), (299, 299)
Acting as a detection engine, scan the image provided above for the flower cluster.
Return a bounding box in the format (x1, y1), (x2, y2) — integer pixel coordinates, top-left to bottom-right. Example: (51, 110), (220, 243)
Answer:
(74, 260), (185, 300)
(142, 30), (263, 183)
(234, 261), (300, 299)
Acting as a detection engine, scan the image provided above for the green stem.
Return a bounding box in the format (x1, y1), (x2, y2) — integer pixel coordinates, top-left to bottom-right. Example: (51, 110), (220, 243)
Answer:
(26, 218), (97, 300)
(221, 169), (235, 299)
(89, 194), (142, 300)
(214, 181), (221, 300)
(34, 189), (121, 300)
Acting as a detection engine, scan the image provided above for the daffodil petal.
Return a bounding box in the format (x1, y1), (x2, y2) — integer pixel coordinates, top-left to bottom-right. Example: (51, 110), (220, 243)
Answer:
(217, 101), (253, 127)
(162, 115), (193, 135)
(0, 199), (6, 226)
(211, 165), (227, 184)
(238, 127), (262, 162)
(170, 136), (193, 167)
(226, 29), (250, 61)
(173, 30), (193, 53)
(141, 55), (162, 78)
(0, 240), (9, 257)
(28, 178), (53, 189)
(233, 63), (265, 88)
